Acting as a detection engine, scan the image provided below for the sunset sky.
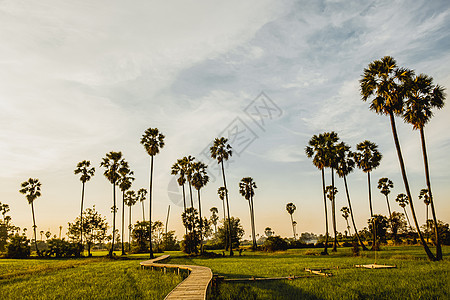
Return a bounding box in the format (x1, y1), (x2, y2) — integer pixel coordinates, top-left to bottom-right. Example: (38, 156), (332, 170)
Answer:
(1, 0), (449, 242)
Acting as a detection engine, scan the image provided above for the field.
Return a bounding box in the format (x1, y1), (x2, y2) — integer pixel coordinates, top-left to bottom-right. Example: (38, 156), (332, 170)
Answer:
(0, 246), (448, 299)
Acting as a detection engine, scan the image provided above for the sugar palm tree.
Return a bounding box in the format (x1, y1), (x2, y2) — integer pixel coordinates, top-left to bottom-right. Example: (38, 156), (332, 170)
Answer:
(361, 56), (435, 260)
(74, 160), (95, 252)
(210, 137), (233, 256)
(325, 185), (339, 250)
(137, 188), (147, 222)
(118, 160), (134, 255)
(403, 73), (445, 260)
(335, 142), (368, 250)
(19, 178), (41, 254)
(286, 203), (297, 240)
(377, 177), (394, 220)
(217, 186), (228, 251)
(183, 155), (196, 209)
(395, 193), (412, 229)
(419, 189), (431, 243)
(239, 177), (257, 250)
(191, 161), (209, 252)
(210, 207), (219, 234)
(124, 190), (137, 252)
(171, 159), (187, 214)
(100, 151), (123, 258)
(141, 127), (165, 259)
(340, 207), (351, 237)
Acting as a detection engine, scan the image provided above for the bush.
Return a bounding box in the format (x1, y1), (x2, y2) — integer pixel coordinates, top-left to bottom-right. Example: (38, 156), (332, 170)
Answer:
(352, 242), (360, 256)
(6, 234), (30, 258)
(262, 236), (288, 252)
(44, 238), (81, 257)
(181, 232), (200, 255)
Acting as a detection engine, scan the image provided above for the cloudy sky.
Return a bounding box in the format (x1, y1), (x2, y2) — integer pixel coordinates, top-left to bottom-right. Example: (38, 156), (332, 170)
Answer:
(1, 0), (449, 242)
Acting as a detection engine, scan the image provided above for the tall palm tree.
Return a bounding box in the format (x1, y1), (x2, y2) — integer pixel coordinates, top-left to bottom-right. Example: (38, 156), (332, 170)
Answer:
(239, 177), (257, 250)
(217, 186), (228, 251)
(100, 151), (123, 258)
(377, 177), (394, 220)
(171, 159), (187, 214)
(137, 188), (147, 222)
(335, 142), (368, 250)
(305, 133), (333, 255)
(325, 185), (339, 250)
(19, 178), (41, 254)
(210, 137), (233, 256)
(141, 127), (165, 259)
(403, 73), (445, 260)
(182, 156), (196, 209)
(74, 160), (95, 253)
(419, 189), (431, 243)
(286, 203), (297, 240)
(361, 56), (435, 260)
(124, 190), (137, 252)
(354, 140), (382, 250)
(210, 207), (219, 234)
(191, 161), (209, 252)
(340, 207), (351, 237)
(395, 193), (412, 229)
(118, 160), (134, 255)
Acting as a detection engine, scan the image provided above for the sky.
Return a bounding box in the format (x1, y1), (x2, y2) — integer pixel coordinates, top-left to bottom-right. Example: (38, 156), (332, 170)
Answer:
(1, 0), (449, 242)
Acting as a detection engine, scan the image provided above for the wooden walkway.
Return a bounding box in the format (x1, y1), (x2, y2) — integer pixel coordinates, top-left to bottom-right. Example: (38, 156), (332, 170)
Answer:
(140, 255), (213, 300)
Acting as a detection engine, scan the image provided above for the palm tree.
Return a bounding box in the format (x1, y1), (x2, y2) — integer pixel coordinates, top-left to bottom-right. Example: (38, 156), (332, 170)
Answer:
(210, 137), (233, 256)
(19, 178), (41, 254)
(171, 159), (188, 216)
(395, 193), (412, 229)
(305, 133), (334, 255)
(239, 177), (257, 250)
(403, 73), (445, 260)
(141, 127), (165, 259)
(286, 203), (297, 240)
(217, 186), (228, 251)
(74, 160), (95, 253)
(191, 161), (209, 252)
(325, 185), (339, 250)
(183, 156), (196, 209)
(118, 160), (134, 255)
(419, 189), (431, 243)
(377, 177), (394, 220)
(354, 140), (382, 250)
(210, 207), (219, 234)
(137, 188), (147, 222)
(124, 190), (137, 252)
(335, 142), (368, 250)
(100, 151), (123, 258)
(361, 56), (435, 260)
(340, 207), (351, 237)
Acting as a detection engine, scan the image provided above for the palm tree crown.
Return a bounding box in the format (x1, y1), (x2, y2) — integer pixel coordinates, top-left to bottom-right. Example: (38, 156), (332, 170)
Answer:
(210, 137), (232, 163)
(395, 193), (409, 208)
(286, 203), (296, 215)
(19, 178), (42, 204)
(353, 140), (382, 173)
(74, 160), (95, 183)
(100, 152), (123, 183)
(239, 177), (256, 200)
(377, 177), (393, 196)
(419, 189), (430, 206)
(140, 128), (165, 156)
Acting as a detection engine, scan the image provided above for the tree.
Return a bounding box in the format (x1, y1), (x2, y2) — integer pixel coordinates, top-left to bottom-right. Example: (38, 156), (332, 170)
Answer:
(360, 56), (435, 260)
(217, 217), (244, 250)
(390, 211), (407, 243)
(118, 160), (134, 255)
(210, 207), (219, 234)
(210, 137), (233, 256)
(137, 188), (147, 222)
(191, 161), (209, 252)
(377, 177), (395, 241)
(181, 207), (201, 254)
(403, 73), (445, 260)
(325, 185), (339, 250)
(74, 160), (95, 253)
(141, 127), (165, 259)
(19, 178), (41, 254)
(124, 190), (137, 252)
(368, 214), (389, 244)
(341, 207), (351, 237)
(67, 206), (108, 256)
(286, 203), (297, 240)
(419, 189), (431, 242)
(100, 151), (123, 258)
(183, 155), (196, 209)
(335, 142), (368, 250)
(217, 186), (228, 251)
(239, 177), (257, 250)
(264, 227), (274, 237)
(395, 193), (412, 230)
(171, 159), (188, 223)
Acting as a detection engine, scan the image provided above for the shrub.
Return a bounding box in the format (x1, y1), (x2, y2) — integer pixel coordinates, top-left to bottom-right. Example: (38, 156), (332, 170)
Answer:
(181, 232), (200, 255)
(351, 242), (360, 256)
(6, 234), (30, 258)
(44, 238), (81, 257)
(262, 236), (288, 252)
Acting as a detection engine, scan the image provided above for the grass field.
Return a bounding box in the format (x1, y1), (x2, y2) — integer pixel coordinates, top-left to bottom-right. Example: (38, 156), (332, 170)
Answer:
(0, 246), (448, 299)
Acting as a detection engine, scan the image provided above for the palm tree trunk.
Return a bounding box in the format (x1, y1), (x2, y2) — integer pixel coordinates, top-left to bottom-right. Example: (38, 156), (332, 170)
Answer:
(331, 168), (337, 252)
(188, 182), (194, 208)
(221, 161), (233, 256)
(121, 191), (125, 255)
(367, 172), (377, 250)
(182, 184), (187, 235)
(389, 112), (435, 260)
(110, 182), (116, 258)
(149, 156), (154, 259)
(197, 189), (203, 253)
(290, 214), (295, 240)
(31, 202), (38, 254)
(321, 168), (329, 255)
(221, 199), (228, 251)
(426, 205), (429, 243)
(420, 128), (442, 260)
(141, 200), (145, 222)
(403, 207), (412, 229)
(385, 195), (392, 218)
(343, 175), (368, 250)
(250, 195), (257, 249)
(129, 204), (132, 252)
(80, 182), (85, 254)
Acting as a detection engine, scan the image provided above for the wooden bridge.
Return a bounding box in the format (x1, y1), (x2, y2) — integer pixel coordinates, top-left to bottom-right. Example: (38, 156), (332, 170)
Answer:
(140, 255), (213, 300)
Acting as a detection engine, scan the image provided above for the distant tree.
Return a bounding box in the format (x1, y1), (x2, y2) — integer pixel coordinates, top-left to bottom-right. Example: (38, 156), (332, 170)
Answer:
(191, 161), (209, 252)
(210, 137), (233, 256)
(264, 227), (274, 237)
(141, 127), (165, 259)
(6, 234), (30, 258)
(239, 177), (257, 250)
(419, 189), (431, 242)
(132, 221), (150, 253)
(286, 203), (297, 240)
(45, 231), (51, 240)
(210, 207), (219, 234)
(118, 160), (134, 255)
(19, 178), (41, 254)
(368, 215), (389, 245)
(395, 193), (412, 230)
(124, 190), (138, 252)
(390, 211), (407, 243)
(340, 207), (351, 237)
(74, 160), (95, 252)
(217, 217), (244, 250)
(137, 188), (147, 222)
(263, 236), (288, 252)
(377, 178), (394, 220)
